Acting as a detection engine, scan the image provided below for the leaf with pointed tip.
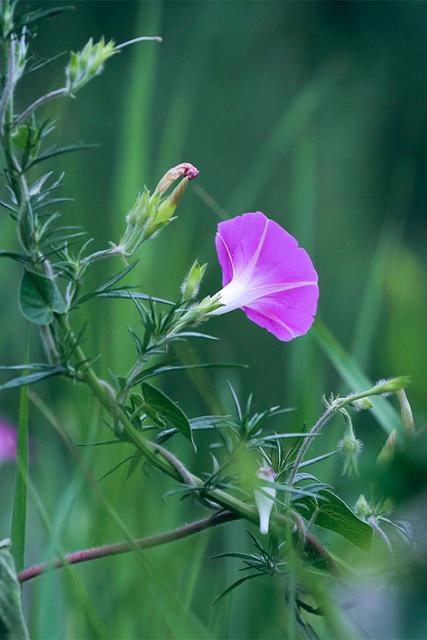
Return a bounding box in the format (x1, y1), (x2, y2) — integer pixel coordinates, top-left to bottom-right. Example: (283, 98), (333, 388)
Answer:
(0, 365), (66, 391)
(214, 573), (264, 604)
(139, 361), (247, 382)
(296, 489), (373, 551)
(141, 382), (193, 445)
(26, 143), (99, 170)
(0, 251), (31, 266)
(94, 289), (173, 305)
(298, 450), (337, 469)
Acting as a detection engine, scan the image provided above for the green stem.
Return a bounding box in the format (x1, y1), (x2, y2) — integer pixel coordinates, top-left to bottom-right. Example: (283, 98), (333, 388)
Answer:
(288, 388), (382, 486)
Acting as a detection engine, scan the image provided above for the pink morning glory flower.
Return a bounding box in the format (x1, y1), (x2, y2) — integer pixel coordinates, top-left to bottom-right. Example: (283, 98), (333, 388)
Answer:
(212, 212), (319, 341)
(0, 420), (16, 463)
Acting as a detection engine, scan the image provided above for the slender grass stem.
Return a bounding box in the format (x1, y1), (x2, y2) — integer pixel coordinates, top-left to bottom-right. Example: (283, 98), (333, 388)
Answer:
(10, 329), (30, 572)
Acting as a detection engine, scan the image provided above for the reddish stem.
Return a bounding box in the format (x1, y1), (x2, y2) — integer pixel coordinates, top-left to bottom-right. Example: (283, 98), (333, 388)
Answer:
(18, 510), (237, 584)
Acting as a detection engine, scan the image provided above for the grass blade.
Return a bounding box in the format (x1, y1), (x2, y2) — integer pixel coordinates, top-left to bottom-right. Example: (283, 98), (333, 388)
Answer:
(312, 320), (399, 433)
(10, 330), (30, 572)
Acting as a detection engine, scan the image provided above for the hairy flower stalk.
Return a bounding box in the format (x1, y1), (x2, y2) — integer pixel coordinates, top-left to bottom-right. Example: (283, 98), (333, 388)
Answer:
(288, 376), (411, 485)
(211, 212), (319, 341)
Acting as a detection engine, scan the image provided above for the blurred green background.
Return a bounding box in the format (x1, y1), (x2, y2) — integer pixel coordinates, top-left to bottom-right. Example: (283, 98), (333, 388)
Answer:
(1, 1), (427, 638)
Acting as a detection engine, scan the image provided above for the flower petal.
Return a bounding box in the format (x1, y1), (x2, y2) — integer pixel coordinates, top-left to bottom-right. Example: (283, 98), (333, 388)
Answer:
(243, 284), (319, 341)
(214, 211), (319, 341)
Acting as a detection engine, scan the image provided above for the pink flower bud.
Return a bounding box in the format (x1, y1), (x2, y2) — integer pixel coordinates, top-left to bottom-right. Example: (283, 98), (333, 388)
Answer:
(154, 162), (199, 196)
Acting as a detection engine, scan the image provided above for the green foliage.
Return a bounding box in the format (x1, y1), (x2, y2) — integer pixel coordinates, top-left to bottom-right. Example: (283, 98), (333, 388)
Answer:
(19, 270), (66, 325)
(0, 1), (423, 639)
(0, 541), (29, 640)
(296, 489), (373, 551)
(141, 381), (194, 445)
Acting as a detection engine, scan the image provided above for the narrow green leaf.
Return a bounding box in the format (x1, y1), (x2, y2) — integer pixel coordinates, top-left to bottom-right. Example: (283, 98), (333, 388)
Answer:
(93, 289), (173, 305)
(214, 573), (264, 604)
(296, 489), (373, 551)
(26, 143), (99, 170)
(141, 382), (193, 445)
(0, 250), (31, 265)
(10, 333), (30, 573)
(140, 361), (247, 381)
(312, 321), (399, 434)
(0, 365), (65, 391)
(19, 270), (66, 325)
(0, 540), (29, 639)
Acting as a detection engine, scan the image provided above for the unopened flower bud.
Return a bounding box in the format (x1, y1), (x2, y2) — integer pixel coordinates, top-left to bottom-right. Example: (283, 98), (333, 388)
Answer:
(397, 389), (415, 433)
(355, 494), (371, 520)
(155, 177), (190, 226)
(351, 398), (373, 411)
(254, 466), (276, 535)
(373, 376), (411, 397)
(338, 430), (363, 476)
(154, 163), (199, 196)
(181, 260), (207, 301)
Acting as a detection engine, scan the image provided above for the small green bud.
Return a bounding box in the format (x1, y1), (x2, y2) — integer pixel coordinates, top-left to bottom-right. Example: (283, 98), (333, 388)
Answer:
(338, 412), (363, 476)
(13, 31), (28, 83)
(351, 398), (373, 411)
(355, 495), (371, 520)
(181, 260), (207, 301)
(373, 376), (411, 396)
(65, 37), (116, 95)
(0, 1), (14, 38)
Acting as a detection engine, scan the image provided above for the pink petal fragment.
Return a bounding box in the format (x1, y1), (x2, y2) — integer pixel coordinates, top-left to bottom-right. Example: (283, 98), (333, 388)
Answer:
(214, 212), (319, 341)
(0, 420), (16, 463)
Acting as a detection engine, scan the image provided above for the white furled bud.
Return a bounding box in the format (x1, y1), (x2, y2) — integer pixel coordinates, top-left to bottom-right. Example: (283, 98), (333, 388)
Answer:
(254, 466), (276, 535)
(397, 389), (415, 433)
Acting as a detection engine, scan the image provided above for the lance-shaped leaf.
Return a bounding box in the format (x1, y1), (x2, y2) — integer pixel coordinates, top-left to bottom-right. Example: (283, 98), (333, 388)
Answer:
(296, 489), (373, 551)
(0, 540), (29, 639)
(19, 270), (66, 325)
(0, 365), (65, 391)
(141, 382), (193, 445)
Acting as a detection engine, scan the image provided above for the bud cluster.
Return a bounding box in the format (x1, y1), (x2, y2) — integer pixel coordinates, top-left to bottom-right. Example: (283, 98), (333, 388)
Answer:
(65, 37), (116, 95)
(119, 163), (199, 257)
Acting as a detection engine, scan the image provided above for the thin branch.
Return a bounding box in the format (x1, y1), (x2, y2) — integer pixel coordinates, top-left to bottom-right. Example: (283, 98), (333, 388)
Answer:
(18, 510), (237, 584)
(115, 36), (162, 50)
(14, 87), (68, 126)
(288, 387), (386, 485)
